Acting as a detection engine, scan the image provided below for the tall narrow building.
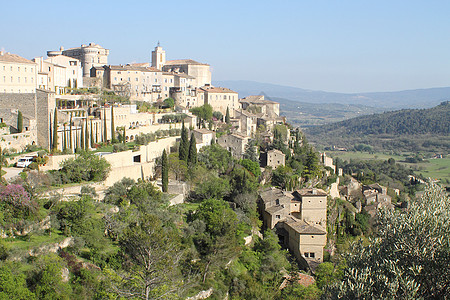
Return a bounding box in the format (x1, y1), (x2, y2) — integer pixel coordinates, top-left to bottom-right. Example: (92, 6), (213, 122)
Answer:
(151, 42), (166, 70)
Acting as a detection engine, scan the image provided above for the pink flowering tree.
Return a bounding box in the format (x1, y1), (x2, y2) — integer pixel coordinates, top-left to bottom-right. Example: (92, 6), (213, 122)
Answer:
(0, 184), (38, 225)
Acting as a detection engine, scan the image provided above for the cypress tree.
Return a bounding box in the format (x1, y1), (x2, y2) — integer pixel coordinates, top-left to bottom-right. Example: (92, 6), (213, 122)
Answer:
(80, 122), (85, 150)
(95, 122), (98, 144)
(111, 105), (116, 143)
(225, 107), (230, 124)
(69, 113), (73, 151)
(103, 107), (107, 143)
(17, 111), (23, 133)
(90, 120), (94, 147)
(123, 126), (126, 145)
(162, 149), (168, 192)
(52, 108), (58, 152)
(0, 147), (3, 180)
(179, 122), (188, 161)
(85, 119), (89, 149)
(188, 132), (197, 165)
(63, 123), (67, 151)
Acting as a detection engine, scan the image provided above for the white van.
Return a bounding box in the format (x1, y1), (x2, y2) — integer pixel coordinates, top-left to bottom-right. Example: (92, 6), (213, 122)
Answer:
(16, 156), (34, 168)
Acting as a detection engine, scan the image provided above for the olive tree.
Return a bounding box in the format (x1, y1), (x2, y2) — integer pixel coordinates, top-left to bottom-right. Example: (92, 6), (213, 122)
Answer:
(323, 183), (450, 299)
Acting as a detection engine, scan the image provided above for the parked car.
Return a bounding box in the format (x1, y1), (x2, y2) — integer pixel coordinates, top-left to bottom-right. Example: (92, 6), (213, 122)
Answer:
(16, 156), (34, 168)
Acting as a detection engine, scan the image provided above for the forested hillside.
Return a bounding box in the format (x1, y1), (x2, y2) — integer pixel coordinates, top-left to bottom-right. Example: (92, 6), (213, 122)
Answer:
(304, 101), (450, 153)
(306, 101), (449, 136)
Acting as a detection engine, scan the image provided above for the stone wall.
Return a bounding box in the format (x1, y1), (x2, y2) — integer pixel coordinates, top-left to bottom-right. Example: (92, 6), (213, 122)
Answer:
(0, 93), (36, 118)
(36, 90), (55, 150)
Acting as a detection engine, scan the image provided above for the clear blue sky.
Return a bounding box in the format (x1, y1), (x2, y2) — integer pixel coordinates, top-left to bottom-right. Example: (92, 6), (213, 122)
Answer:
(1, 0), (450, 93)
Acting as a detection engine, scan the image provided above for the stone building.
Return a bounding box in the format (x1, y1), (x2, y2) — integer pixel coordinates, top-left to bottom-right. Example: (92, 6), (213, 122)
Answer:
(162, 59), (211, 88)
(0, 90), (56, 150)
(260, 149), (285, 169)
(192, 128), (215, 150)
(258, 187), (328, 268)
(200, 85), (239, 116)
(217, 132), (250, 159)
(0, 51), (37, 94)
(239, 95), (280, 117)
(48, 43), (109, 77)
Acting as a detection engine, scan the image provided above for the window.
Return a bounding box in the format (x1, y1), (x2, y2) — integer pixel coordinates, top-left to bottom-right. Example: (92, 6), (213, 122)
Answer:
(304, 253), (309, 258)
(310, 252), (315, 258)
(275, 215), (281, 219)
(24, 67), (27, 72)
(275, 199), (280, 205)
(18, 67), (20, 71)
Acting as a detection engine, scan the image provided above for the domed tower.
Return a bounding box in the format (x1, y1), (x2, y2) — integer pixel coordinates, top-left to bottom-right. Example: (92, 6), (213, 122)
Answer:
(151, 42), (166, 70)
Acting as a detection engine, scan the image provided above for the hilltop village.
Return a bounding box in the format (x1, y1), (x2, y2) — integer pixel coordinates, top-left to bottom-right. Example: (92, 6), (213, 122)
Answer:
(0, 43), (426, 299)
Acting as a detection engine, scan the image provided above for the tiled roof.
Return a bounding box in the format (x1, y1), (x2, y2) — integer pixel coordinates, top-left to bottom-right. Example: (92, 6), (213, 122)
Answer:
(284, 217), (326, 234)
(200, 86), (237, 94)
(108, 65), (161, 72)
(193, 128), (214, 134)
(0, 52), (35, 64)
(165, 59), (209, 66)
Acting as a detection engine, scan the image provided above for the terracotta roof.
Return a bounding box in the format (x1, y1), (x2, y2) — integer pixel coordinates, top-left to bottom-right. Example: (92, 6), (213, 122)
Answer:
(199, 86), (237, 94)
(284, 217), (326, 234)
(0, 52), (35, 64)
(165, 59), (209, 66)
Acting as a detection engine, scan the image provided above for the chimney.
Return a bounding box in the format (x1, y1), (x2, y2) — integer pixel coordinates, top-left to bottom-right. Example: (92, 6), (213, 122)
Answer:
(312, 188), (317, 195)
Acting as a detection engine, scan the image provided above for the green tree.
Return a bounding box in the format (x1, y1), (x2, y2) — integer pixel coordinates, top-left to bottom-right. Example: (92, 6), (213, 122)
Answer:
(243, 140), (259, 162)
(90, 120), (94, 147)
(80, 122), (85, 150)
(0, 262), (35, 299)
(161, 149), (168, 192)
(69, 113), (73, 151)
(59, 151), (111, 183)
(198, 143), (232, 174)
(110, 105), (116, 143)
(110, 214), (182, 300)
(62, 123), (67, 151)
(239, 158), (261, 177)
(103, 107), (107, 143)
(52, 108), (58, 152)
(30, 254), (72, 300)
(122, 126), (126, 145)
(191, 198), (240, 282)
(179, 122), (188, 161)
(188, 132), (197, 165)
(17, 110), (23, 133)
(225, 106), (230, 124)
(85, 119), (89, 149)
(323, 183), (450, 299)
(163, 97), (175, 108)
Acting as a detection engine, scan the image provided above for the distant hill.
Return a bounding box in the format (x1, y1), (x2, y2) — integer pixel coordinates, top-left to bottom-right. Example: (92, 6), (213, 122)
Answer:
(214, 80), (450, 109)
(303, 101), (450, 153)
(306, 101), (450, 136)
(270, 96), (384, 126)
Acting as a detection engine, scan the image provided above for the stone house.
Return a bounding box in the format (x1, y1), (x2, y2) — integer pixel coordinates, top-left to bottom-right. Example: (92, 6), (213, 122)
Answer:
(217, 132), (249, 159)
(260, 149), (285, 169)
(193, 128), (215, 150)
(258, 187), (328, 268)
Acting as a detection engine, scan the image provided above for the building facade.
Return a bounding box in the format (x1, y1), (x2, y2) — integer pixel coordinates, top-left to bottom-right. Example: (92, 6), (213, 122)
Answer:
(0, 51), (37, 94)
